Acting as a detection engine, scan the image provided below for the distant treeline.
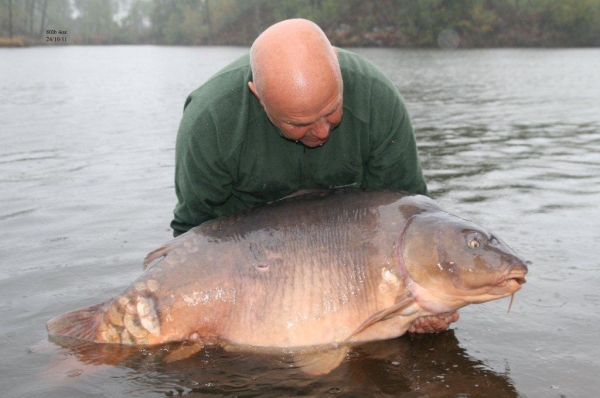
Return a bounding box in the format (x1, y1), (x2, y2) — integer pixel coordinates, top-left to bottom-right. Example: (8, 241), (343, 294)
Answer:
(1, 0), (599, 47)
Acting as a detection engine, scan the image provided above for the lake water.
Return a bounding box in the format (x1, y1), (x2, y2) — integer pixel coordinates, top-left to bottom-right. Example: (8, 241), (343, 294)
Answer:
(1, 46), (599, 397)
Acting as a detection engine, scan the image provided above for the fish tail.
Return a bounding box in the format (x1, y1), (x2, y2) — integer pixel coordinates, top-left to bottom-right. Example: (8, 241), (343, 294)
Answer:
(46, 303), (105, 342)
(47, 289), (163, 346)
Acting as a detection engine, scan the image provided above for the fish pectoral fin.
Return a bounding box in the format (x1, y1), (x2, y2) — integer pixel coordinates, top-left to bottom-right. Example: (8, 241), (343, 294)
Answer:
(163, 342), (204, 363)
(293, 346), (349, 376)
(346, 293), (414, 341)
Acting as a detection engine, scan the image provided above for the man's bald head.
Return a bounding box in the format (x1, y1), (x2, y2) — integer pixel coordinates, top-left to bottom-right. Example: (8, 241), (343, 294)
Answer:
(248, 19), (344, 147)
(249, 19), (341, 102)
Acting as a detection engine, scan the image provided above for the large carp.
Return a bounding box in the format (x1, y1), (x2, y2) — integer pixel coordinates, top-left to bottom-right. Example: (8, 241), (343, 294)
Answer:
(47, 189), (527, 374)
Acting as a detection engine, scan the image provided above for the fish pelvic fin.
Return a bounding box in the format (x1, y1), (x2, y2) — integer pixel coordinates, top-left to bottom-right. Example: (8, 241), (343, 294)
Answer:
(164, 342), (204, 362)
(346, 293), (414, 341)
(293, 346), (349, 375)
(46, 303), (105, 342)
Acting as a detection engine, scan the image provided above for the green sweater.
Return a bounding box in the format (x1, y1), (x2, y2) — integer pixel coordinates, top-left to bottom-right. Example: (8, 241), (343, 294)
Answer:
(171, 49), (428, 237)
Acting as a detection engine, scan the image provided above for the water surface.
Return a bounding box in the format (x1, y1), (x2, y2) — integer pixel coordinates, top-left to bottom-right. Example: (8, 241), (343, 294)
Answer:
(1, 46), (599, 397)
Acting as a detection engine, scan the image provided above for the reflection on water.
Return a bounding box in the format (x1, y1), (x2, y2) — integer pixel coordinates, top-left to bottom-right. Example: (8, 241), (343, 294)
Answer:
(1, 47), (599, 397)
(43, 331), (517, 397)
(423, 122), (600, 203)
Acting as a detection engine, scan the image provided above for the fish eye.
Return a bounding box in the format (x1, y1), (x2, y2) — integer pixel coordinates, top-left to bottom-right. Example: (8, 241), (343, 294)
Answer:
(466, 232), (482, 249)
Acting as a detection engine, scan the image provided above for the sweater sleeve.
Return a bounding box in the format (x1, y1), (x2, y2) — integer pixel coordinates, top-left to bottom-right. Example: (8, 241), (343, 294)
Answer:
(170, 95), (233, 237)
(362, 79), (429, 197)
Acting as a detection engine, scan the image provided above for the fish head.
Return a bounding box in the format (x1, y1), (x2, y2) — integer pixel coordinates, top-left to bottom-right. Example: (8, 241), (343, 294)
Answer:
(398, 211), (528, 313)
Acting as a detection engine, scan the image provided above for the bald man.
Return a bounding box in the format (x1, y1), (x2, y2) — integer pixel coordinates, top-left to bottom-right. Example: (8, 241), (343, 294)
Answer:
(171, 19), (429, 236)
(170, 19), (457, 334)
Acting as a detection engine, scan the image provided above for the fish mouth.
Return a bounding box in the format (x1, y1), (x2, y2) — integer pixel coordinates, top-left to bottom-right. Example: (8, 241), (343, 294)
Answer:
(496, 263), (528, 287)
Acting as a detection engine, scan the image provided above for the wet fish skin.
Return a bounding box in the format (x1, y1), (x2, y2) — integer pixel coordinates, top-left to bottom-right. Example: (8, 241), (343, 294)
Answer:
(46, 189), (527, 371)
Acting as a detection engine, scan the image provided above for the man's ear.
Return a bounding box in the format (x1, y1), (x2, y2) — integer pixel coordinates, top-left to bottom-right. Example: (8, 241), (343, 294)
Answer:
(248, 81), (260, 101)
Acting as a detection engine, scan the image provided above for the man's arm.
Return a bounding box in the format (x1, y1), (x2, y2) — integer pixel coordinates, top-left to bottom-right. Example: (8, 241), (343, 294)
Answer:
(171, 101), (233, 237)
(362, 81), (429, 196)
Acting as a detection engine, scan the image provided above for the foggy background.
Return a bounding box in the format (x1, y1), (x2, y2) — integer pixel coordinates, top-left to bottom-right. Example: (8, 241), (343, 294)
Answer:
(2, 0), (600, 48)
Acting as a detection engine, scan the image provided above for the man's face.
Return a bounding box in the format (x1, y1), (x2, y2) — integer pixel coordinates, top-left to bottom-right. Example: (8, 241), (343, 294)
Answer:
(263, 91), (344, 148)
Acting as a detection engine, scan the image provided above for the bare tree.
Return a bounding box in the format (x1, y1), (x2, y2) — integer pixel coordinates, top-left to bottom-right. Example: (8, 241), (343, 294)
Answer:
(39, 0), (48, 38)
(204, 0), (212, 40)
(27, 0), (37, 35)
(8, 0), (13, 38)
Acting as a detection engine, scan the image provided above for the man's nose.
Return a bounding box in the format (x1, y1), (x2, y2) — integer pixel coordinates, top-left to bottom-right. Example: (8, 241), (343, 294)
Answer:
(312, 118), (330, 139)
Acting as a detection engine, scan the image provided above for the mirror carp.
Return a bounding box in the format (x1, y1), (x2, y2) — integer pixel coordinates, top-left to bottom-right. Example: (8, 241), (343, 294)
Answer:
(47, 189), (527, 374)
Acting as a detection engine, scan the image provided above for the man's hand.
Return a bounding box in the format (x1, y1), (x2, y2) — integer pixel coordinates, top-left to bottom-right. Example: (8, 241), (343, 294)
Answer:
(407, 311), (460, 334)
